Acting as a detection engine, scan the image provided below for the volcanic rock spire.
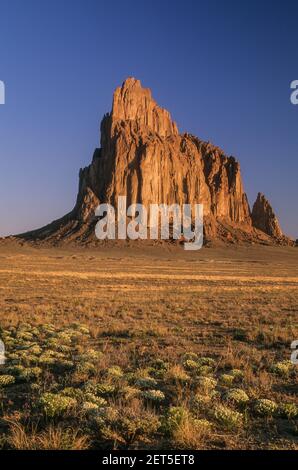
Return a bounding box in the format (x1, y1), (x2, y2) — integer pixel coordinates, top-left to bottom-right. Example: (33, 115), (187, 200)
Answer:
(111, 77), (178, 138)
(251, 193), (283, 239)
(17, 78), (292, 246)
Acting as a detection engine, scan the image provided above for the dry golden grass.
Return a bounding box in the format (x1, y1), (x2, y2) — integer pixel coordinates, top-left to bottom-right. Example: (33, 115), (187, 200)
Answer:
(172, 417), (212, 449)
(6, 419), (89, 450)
(0, 242), (297, 449)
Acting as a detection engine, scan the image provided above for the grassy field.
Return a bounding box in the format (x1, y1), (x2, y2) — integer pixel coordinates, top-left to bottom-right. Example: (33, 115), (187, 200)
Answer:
(0, 242), (297, 449)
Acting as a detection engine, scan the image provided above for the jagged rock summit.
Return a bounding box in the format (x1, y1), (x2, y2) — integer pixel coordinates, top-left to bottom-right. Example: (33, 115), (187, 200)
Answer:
(18, 78), (292, 246)
(251, 193), (283, 239)
(111, 77), (178, 138)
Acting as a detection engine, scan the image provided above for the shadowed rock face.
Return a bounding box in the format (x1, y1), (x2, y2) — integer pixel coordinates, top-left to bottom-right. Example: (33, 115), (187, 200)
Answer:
(18, 78), (292, 246)
(251, 193), (283, 239)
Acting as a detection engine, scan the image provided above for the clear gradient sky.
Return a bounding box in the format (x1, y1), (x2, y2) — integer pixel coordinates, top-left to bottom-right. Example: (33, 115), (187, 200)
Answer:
(0, 0), (297, 237)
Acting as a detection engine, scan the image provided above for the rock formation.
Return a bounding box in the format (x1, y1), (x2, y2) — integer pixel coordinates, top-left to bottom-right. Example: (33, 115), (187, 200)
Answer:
(18, 77), (292, 246)
(251, 193), (283, 239)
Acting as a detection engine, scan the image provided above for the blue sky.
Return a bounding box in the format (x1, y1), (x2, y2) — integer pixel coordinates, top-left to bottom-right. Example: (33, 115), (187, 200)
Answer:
(0, 0), (297, 237)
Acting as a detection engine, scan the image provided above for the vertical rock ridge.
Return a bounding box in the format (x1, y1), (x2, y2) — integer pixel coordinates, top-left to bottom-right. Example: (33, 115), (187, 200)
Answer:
(251, 193), (283, 238)
(110, 77), (178, 138)
(17, 78), (292, 246)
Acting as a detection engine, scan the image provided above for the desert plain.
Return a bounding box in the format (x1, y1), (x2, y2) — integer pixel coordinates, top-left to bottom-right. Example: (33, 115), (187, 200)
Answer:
(0, 242), (297, 449)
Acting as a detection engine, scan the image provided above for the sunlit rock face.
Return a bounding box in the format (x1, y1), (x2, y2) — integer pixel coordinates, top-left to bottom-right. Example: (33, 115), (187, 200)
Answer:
(19, 78), (292, 245)
(251, 193), (283, 239)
